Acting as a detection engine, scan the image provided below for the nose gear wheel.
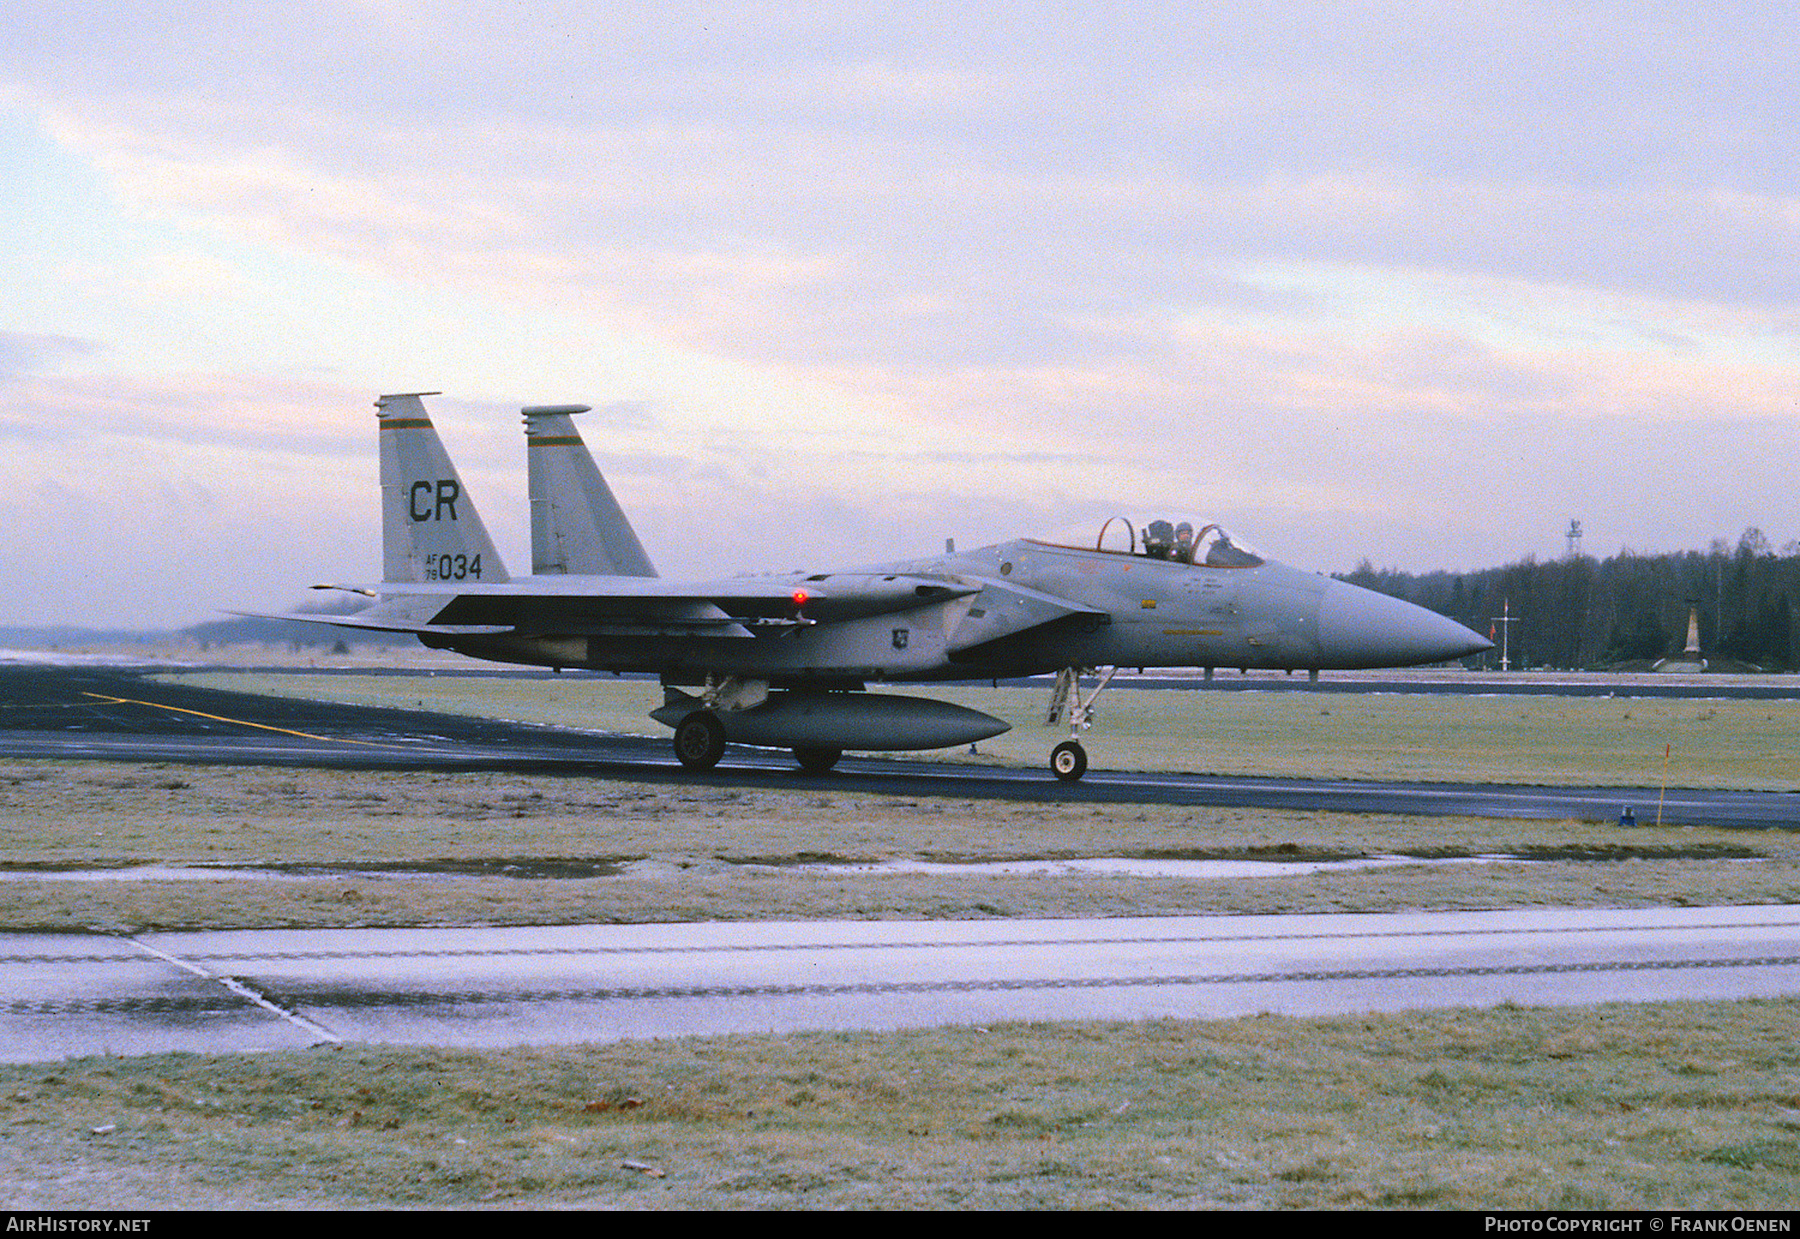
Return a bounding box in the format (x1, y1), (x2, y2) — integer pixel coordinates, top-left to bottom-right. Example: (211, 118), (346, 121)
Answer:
(1050, 740), (1087, 782)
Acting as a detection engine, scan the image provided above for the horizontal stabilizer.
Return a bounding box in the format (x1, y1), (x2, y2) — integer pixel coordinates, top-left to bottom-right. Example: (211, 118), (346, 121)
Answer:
(224, 610), (512, 637)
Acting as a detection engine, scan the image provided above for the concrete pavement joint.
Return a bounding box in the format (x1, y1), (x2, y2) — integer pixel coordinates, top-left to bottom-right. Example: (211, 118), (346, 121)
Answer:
(129, 936), (344, 1044)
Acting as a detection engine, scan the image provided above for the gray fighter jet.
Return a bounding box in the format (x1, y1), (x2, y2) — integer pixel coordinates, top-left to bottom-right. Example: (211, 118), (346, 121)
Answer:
(266, 393), (1492, 781)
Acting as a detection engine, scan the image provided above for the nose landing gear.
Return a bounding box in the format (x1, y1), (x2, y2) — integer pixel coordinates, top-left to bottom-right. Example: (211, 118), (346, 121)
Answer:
(1044, 665), (1116, 782)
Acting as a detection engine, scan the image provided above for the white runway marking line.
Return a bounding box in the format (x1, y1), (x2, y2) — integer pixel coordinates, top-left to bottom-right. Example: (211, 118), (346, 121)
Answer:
(169, 913), (1800, 964)
(130, 936), (343, 1044)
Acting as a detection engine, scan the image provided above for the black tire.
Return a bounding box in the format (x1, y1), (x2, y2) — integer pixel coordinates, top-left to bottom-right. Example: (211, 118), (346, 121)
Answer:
(1050, 740), (1087, 782)
(673, 711), (727, 771)
(793, 747), (843, 773)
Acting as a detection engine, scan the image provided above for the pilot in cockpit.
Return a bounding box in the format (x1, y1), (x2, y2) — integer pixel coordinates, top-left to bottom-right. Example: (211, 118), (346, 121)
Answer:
(1144, 519), (1175, 560)
(1173, 521), (1194, 563)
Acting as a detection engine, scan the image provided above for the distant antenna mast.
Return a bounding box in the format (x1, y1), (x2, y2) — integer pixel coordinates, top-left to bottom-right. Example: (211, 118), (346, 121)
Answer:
(1491, 598), (1519, 671)
(1565, 519), (1583, 559)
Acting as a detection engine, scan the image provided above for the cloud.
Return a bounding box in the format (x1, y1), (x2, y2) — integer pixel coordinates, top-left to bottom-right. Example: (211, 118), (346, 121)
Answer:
(0, 372), (381, 626)
(1, 3), (1797, 624)
(0, 330), (99, 381)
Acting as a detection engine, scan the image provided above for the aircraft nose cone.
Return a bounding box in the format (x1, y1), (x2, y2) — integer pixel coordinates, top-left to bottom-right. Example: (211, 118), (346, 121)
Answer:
(1318, 580), (1494, 669)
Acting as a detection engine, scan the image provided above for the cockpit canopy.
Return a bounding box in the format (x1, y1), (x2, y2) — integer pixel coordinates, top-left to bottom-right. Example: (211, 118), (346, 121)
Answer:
(1036, 518), (1266, 568)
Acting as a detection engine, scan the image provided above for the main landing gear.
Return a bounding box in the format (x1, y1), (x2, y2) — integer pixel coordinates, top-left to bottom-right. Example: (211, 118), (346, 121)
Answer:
(673, 711), (727, 771)
(1044, 665), (1116, 782)
(672, 715), (841, 773)
(669, 675), (769, 771)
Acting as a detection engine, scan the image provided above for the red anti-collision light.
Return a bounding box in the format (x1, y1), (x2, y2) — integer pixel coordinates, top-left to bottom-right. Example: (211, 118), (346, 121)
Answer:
(791, 589), (809, 608)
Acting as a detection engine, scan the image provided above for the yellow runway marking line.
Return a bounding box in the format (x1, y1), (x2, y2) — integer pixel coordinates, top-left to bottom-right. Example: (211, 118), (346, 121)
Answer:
(81, 692), (393, 747)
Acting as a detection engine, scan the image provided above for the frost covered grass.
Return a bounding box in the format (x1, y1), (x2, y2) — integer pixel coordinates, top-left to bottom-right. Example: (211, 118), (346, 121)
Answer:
(2, 761), (1795, 932)
(5, 1001), (1800, 1209)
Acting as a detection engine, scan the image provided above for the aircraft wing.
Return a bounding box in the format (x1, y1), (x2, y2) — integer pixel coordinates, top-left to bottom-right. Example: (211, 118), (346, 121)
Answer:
(257, 573), (981, 639)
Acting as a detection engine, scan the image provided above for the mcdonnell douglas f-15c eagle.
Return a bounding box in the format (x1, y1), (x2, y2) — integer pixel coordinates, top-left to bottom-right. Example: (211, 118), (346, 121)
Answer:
(259, 393), (1492, 781)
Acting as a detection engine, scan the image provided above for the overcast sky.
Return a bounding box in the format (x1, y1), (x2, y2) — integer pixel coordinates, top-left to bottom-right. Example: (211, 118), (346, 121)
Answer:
(3, 2), (1796, 628)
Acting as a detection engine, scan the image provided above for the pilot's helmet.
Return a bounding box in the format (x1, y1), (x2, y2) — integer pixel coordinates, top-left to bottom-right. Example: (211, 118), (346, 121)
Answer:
(1174, 521), (1193, 542)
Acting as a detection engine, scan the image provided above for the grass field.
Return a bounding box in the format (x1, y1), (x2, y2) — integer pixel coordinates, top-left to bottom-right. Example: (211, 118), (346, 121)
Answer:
(3, 759), (1798, 933)
(4, 1002), (1799, 1209)
(4, 667), (1800, 1208)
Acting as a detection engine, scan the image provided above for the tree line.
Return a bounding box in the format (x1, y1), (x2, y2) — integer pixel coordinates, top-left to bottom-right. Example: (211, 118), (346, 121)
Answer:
(1339, 529), (1800, 672)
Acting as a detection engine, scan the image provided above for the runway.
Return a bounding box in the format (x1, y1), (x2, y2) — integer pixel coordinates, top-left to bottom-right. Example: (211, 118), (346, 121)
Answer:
(2, 663), (1796, 827)
(5, 906), (1799, 1062)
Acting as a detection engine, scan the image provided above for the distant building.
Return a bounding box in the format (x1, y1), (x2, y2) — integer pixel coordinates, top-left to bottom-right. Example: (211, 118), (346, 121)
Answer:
(1652, 603), (1708, 672)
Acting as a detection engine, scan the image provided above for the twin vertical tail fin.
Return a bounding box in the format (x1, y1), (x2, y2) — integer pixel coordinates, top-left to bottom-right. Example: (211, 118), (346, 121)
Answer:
(523, 405), (658, 577)
(373, 393), (654, 587)
(376, 393), (511, 585)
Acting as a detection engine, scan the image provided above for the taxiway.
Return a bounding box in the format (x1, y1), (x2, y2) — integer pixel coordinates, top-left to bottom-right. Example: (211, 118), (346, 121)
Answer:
(1, 664), (1795, 827)
(5, 906), (1799, 1062)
